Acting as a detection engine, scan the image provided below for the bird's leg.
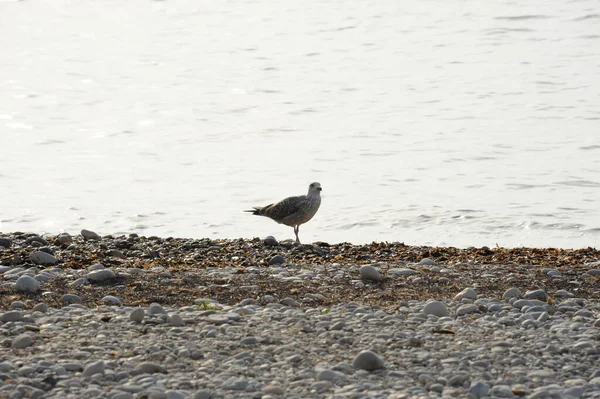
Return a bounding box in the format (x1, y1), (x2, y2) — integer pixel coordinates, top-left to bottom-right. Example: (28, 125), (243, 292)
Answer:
(294, 225), (300, 244)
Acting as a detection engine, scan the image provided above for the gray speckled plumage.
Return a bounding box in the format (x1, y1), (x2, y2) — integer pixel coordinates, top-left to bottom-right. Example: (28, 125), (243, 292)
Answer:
(245, 182), (322, 244)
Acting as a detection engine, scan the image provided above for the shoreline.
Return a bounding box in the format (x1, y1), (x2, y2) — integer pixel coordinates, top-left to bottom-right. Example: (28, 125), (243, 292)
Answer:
(1, 231), (599, 309)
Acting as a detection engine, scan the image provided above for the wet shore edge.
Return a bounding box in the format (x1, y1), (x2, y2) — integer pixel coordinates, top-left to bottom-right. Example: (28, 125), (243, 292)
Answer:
(1, 231), (599, 310)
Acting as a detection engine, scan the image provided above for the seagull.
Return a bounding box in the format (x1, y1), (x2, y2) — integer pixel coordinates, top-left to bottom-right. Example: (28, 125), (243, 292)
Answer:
(245, 182), (322, 244)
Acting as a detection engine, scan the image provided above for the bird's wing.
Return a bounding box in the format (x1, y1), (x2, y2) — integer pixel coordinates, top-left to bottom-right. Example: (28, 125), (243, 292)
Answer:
(260, 195), (305, 222)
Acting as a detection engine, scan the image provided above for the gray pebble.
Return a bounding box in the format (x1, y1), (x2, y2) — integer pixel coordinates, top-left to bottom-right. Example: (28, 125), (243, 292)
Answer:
(422, 300), (449, 317)
(469, 381), (489, 398)
(111, 393), (134, 399)
(11, 334), (34, 349)
(269, 254), (285, 265)
(165, 391), (185, 399)
(149, 303), (166, 314)
(263, 236), (278, 246)
(524, 289), (548, 301)
(71, 277), (90, 287)
(359, 265), (382, 282)
(280, 298), (299, 307)
(10, 300), (25, 309)
(240, 336), (258, 345)
(388, 268), (417, 276)
(15, 275), (40, 293)
(61, 294), (83, 305)
(55, 233), (72, 246)
(502, 287), (522, 299)
(82, 360), (105, 376)
(102, 296), (122, 306)
(169, 314), (184, 326)
(136, 362), (167, 374)
(0, 237), (12, 248)
(316, 369), (345, 382)
(87, 269), (116, 282)
(191, 390), (213, 399)
(81, 229), (101, 240)
(29, 251), (58, 265)
(456, 304), (478, 316)
(488, 384), (515, 398)
(352, 350), (385, 371)
(88, 263), (106, 271)
(130, 308), (145, 323)
(263, 384), (285, 395)
(1, 311), (23, 322)
(32, 303), (48, 313)
(222, 377), (248, 390)
(417, 258), (435, 265)
(454, 287), (477, 301)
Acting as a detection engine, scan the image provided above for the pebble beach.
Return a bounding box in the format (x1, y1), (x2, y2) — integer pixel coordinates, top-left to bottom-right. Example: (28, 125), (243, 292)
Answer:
(1, 231), (600, 399)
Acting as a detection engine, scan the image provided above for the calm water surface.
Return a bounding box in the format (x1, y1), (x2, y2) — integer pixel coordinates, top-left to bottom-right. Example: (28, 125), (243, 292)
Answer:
(1, 0), (599, 248)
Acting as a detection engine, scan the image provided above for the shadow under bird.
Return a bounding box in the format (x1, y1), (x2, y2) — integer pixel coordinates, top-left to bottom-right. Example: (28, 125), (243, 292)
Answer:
(245, 182), (322, 244)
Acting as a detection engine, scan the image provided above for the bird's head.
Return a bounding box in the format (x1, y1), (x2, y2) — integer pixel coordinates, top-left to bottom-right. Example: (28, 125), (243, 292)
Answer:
(308, 182), (322, 195)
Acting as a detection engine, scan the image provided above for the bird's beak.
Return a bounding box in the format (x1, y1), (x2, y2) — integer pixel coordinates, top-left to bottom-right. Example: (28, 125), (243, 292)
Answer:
(318, 187), (322, 191)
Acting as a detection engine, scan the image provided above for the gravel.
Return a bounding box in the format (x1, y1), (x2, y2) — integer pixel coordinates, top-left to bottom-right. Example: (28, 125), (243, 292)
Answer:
(1, 232), (599, 398)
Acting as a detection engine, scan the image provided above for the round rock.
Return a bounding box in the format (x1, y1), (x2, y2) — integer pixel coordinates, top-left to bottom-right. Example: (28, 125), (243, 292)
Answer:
(388, 268), (417, 276)
(54, 233), (72, 246)
(0, 237), (12, 248)
(1, 311), (23, 322)
(82, 360), (105, 376)
(469, 381), (490, 398)
(169, 314), (185, 326)
(87, 269), (116, 282)
(454, 287), (477, 301)
(352, 350), (385, 371)
(11, 334), (34, 349)
(263, 236), (278, 246)
(81, 229), (101, 241)
(61, 294), (83, 305)
(15, 276), (40, 293)
(29, 251), (58, 266)
(524, 289), (548, 301)
(102, 296), (122, 306)
(456, 304), (478, 315)
(359, 265), (382, 282)
(422, 300), (450, 317)
(502, 287), (522, 299)
(269, 254), (285, 265)
(130, 308), (145, 323)
(136, 362), (167, 374)
(32, 303), (48, 313)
